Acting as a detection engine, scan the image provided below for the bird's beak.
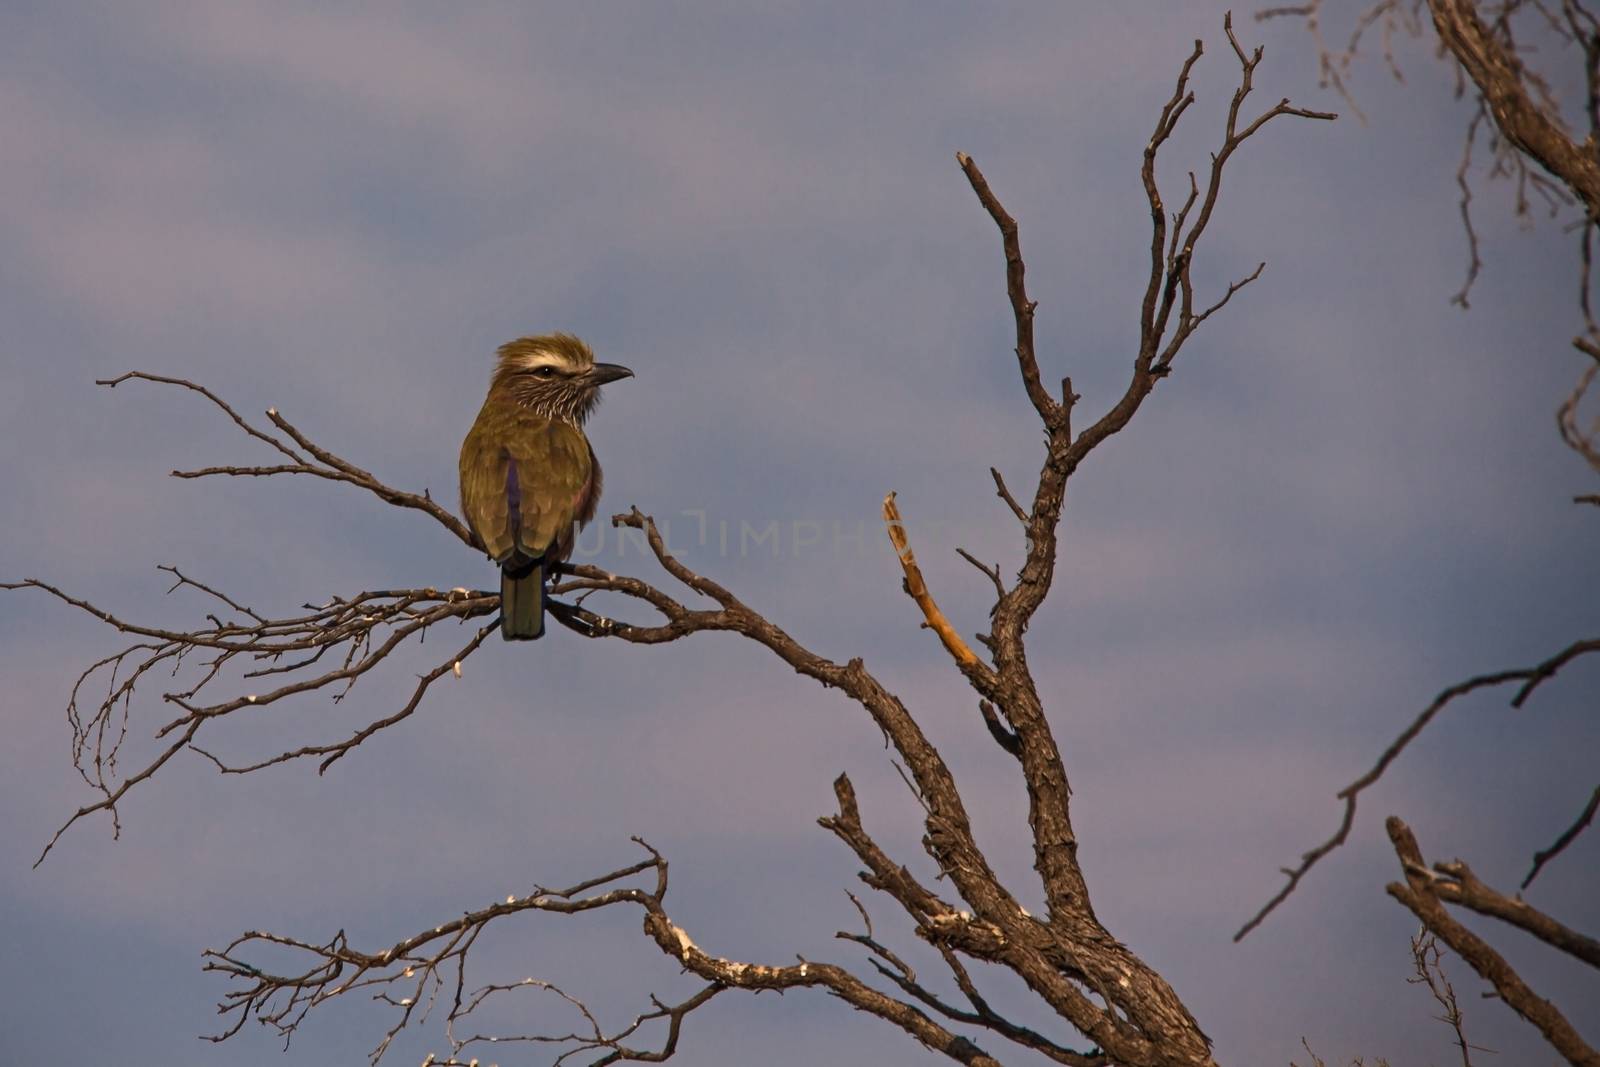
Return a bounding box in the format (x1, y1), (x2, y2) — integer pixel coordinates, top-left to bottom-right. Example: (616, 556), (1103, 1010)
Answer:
(587, 362), (634, 385)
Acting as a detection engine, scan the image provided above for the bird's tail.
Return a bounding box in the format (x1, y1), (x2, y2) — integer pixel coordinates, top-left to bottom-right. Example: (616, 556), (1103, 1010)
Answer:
(500, 559), (544, 640)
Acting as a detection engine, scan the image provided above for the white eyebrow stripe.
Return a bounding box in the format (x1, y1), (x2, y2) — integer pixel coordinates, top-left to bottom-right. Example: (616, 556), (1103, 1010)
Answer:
(517, 350), (577, 371)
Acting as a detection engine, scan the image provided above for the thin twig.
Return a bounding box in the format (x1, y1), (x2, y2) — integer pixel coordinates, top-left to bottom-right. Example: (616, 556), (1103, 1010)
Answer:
(1524, 782), (1600, 888)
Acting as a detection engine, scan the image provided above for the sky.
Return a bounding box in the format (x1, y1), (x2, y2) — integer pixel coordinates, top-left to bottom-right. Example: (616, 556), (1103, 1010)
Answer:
(2, 3), (1597, 1065)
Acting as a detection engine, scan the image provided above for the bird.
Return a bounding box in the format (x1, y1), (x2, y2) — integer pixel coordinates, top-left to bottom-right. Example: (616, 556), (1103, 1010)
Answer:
(459, 334), (633, 640)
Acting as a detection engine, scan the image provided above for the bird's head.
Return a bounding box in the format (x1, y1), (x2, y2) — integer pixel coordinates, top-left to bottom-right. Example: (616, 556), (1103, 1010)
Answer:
(490, 333), (633, 425)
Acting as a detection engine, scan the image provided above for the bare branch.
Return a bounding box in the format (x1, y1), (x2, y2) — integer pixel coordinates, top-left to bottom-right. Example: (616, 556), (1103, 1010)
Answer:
(1261, 2), (1580, 308)
(206, 839), (1009, 1067)
(883, 492), (993, 680)
(1191, 261), (1267, 328)
(1408, 933), (1490, 1067)
(817, 773), (957, 924)
(192, 621), (497, 776)
(1453, 104), (1489, 307)
(953, 151), (1062, 430)
(1427, 0), (1600, 216)
(0, 374), (558, 864)
(97, 371), (308, 465)
(838, 916), (1109, 1067)
(1560, 345), (1600, 475)
(1408, 854), (1600, 969)
(955, 548), (1007, 604)
(1524, 782), (1600, 888)
(978, 700), (1024, 759)
(1238, 634), (1600, 940)
(441, 980), (724, 1067)
(9, 575), (498, 864)
(97, 371), (476, 548)
(989, 466), (1030, 524)
(1386, 817), (1600, 1067)
(1258, 0), (1422, 121)
(955, 14), (1331, 949)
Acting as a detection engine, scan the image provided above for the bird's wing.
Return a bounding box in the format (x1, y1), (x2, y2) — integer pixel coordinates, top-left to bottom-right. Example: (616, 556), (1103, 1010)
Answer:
(459, 419), (517, 561)
(504, 421), (592, 560)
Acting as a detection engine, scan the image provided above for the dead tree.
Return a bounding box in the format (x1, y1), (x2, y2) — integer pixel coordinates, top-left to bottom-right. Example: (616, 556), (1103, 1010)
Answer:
(7, 18), (1334, 1067)
(1236, 5), (1600, 1065)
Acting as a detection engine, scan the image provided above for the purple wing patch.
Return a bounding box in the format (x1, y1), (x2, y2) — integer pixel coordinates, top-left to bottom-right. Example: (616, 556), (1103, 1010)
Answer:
(504, 452), (522, 540)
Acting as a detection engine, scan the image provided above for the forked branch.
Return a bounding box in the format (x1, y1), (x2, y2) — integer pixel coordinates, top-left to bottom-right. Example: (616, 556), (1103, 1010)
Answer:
(1386, 817), (1600, 1067)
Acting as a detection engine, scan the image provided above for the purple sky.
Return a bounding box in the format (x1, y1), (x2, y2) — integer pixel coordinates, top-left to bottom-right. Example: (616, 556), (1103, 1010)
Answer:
(2, 3), (1596, 1065)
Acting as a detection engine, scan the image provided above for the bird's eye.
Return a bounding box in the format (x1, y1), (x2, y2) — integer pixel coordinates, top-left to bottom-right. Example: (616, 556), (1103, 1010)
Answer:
(531, 366), (556, 379)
